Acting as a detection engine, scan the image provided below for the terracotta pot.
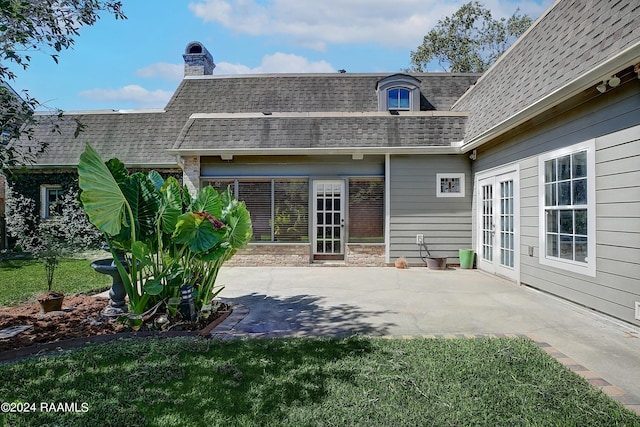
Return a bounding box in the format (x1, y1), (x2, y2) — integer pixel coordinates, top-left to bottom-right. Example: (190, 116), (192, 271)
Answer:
(394, 258), (407, 269)
(38, 292), (64, 313)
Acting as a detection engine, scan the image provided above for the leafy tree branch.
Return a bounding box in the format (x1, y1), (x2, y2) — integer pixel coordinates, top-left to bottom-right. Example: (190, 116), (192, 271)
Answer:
(410, 1), (532, 73)
(1, 0), (125, 170)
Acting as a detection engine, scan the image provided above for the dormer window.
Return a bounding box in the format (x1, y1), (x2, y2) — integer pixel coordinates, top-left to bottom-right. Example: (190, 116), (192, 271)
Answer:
(376, 74), (421, 112)
(388, 88), (411, 110)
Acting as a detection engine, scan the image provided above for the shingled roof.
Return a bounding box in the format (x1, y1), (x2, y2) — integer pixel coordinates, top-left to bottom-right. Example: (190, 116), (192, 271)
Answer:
(24, 73), (479, 166)
(453, 0), (640, 146)
(172, 112), (467, 154)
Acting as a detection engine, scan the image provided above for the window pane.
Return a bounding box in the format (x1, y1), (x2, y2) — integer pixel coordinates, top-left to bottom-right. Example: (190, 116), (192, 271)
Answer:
(546, 234), (558, 257)
(238, 181), (272, 242)
(573, 151), (587, 178)
(559, 235), (573, 260)
(558, 155), (571, 180)
(575, 209), (587, 236)
(388, 89), (399, 109)
(544, 159), (556, 183)
(573, 178), (587, 205)
(274, 180), (308, 243)
(559, 210), (573, 234)
(558, 181), (571, 205)
(546, 210), (558, 233)
(348, 178), (384, 243)
(575, 237), (588, 263)
(399, 89), (410, 109)
(545, 183), (556, 206)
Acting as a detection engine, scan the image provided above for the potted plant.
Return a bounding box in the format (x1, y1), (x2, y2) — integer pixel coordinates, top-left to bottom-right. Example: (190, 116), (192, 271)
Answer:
(394, 256), (408, 269)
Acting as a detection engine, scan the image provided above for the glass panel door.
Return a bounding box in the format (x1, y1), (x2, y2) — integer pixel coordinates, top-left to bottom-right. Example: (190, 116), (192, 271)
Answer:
(499, 179), (515, 268)
(480, 179), (494, 264)
(477, 170), (519, 281)
(313, 180), (345, 256)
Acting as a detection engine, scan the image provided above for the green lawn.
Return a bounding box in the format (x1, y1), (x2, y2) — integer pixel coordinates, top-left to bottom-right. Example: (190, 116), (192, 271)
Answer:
(0, 257), (111, 306)
(0, 337), (637, 426)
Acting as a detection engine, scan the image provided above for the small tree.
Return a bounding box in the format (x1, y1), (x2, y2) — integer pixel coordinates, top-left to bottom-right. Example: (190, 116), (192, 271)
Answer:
(5, 184), (103, 291)
(410, 1), (532, 73)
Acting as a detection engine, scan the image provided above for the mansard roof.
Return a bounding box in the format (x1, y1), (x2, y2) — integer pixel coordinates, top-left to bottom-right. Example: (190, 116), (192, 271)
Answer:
(24, 73), (478, 166)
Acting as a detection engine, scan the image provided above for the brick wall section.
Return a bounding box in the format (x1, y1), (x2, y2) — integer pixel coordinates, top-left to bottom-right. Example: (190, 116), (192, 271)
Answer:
(225, 243), (386, 266)
(346, 244), (386, 266)
(226, 244), (311, 266)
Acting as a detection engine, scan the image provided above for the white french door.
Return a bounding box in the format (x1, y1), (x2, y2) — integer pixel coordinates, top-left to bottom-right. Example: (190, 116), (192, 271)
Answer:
(313, 180), (345, 259)
(477, 169), (519, 281)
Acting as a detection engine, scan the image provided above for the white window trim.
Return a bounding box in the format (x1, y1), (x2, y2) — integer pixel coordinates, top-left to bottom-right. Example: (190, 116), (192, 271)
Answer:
(537, 139), (596, 277)
(40, 184), (63, 219)
(436, 173), (465, 197)
(376, 75), (421, 112)
(387, 87), (412, 111)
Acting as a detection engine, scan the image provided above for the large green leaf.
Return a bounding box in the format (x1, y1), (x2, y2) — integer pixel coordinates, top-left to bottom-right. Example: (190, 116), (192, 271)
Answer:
(226, 201), (253, 249)
(173, 212), (223, 253)
(190, 186), (222, 218)
(147, 170), (164, 191)
(78, 143), (129, 236)
(159, 177), (183, 235)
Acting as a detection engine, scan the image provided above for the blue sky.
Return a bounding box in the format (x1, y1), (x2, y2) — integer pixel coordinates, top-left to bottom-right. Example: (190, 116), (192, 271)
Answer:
(12, 0), (554, 111)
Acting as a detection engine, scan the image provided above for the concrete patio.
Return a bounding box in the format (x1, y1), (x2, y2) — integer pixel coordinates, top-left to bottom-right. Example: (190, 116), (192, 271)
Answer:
(216, 266), (640, 407)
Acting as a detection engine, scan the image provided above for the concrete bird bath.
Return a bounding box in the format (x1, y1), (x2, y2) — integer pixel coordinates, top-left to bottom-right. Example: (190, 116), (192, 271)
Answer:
(91, 259), (128, 317)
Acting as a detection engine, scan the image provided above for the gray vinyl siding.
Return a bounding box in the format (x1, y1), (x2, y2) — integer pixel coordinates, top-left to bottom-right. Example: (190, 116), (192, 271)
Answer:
(471, 82), (640, 325)
(389, 155), (472, 265)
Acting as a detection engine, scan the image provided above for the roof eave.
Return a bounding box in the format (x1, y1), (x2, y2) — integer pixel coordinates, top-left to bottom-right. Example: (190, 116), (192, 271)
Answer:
(460, 41), (640, 153)
(168, 146), (463, 157)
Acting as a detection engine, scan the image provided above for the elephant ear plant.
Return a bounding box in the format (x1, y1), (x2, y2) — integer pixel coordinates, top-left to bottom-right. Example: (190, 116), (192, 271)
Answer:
(77, 143), (252, 326)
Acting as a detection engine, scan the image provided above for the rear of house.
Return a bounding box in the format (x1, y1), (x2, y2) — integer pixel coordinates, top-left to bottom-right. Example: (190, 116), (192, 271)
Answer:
(454, 0), (640, 325)
(5, 0), (639, 328)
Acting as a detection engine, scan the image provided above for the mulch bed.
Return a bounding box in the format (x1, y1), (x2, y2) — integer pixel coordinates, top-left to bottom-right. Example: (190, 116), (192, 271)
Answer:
(0, 295), (231, 358)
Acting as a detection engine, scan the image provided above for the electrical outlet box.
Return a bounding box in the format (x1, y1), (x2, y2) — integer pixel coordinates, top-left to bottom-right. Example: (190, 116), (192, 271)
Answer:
(635, 302), (640, 321)
(416, 234), (424, 245)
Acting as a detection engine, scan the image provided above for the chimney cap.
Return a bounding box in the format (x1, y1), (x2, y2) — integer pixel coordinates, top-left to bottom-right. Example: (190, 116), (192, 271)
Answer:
(183, 41), (215, 76)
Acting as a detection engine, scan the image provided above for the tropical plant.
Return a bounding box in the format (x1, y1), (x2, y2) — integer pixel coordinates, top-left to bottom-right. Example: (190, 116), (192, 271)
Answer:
(77, 143), (252, 320)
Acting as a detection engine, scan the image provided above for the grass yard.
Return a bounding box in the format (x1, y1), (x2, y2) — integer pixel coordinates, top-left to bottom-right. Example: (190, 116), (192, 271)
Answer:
(0, 336), (637, 426)
(0, 258), (110, 306)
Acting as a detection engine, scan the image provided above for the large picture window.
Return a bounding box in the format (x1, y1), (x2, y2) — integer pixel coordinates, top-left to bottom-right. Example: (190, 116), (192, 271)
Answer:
(538, 140), (595, 276)
(202, 178), (309, 243)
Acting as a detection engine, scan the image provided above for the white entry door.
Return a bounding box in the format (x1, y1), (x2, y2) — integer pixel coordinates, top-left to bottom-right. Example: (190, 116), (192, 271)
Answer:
(313, 180), (345, 259)
(477, 169), (519, 281)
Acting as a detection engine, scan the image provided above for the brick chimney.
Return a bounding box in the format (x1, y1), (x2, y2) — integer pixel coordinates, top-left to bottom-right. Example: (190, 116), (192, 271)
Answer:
(183, 41), (215, 76)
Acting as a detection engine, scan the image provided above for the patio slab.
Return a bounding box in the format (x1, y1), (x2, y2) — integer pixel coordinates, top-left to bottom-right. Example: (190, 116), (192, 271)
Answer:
(216, 266), (640, 403)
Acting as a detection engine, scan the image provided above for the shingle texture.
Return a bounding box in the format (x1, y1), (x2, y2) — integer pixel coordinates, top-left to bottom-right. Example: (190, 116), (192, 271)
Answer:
(23, 73), (477, 166)
(453, 0), (640, 141)
(175, 115), (467, 150)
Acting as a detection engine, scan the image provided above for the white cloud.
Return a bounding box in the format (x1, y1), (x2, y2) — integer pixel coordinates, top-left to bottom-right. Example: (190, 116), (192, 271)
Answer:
(135, 62), (183, 82)
(78, 85), (173, 108)
(187, 0), (553, 50)
(215, 52), (335, 74)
